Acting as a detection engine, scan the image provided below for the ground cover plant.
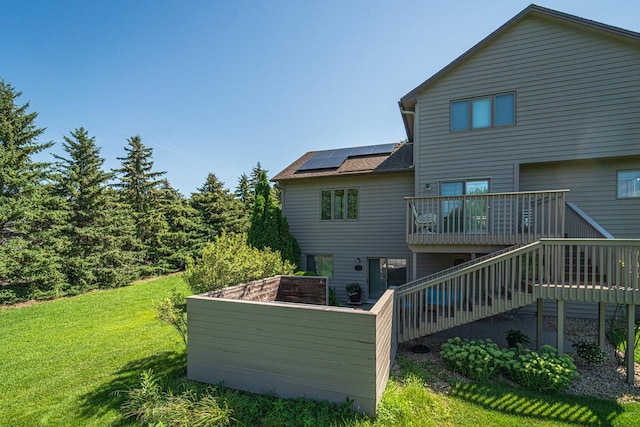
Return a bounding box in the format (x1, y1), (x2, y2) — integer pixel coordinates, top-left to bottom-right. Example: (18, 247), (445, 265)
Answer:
(1, 275), (638, 426)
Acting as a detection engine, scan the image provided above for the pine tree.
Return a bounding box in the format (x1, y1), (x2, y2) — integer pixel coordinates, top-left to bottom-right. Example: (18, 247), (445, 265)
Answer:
(191, 173), (248, 242)
(112, 135), (166, 214)
(247, 171), (300, 267)
(0, 80), (64, 303)
(235, 173), (253, 206)
(53, 127), (139, 291)
(112, 135), (168, 275)
(156, 180), (201, 270)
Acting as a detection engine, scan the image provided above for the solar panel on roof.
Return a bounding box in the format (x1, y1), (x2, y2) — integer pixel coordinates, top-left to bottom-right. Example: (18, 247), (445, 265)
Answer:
(297, 143), (397, 172)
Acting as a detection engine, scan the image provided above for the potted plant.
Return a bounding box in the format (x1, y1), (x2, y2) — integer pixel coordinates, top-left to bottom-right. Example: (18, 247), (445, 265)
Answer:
(346, 282), (362, 303)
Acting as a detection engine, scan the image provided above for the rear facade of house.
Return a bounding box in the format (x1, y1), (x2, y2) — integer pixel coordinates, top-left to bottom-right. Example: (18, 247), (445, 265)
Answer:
(273, 5), (640, 314)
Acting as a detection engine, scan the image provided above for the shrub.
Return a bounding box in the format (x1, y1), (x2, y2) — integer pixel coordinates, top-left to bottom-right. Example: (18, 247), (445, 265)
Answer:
(155, 287), (188, 346)
(505, 329), (530, 348)
(504, 346), (578, 392)
(573, 340), (608, 364)
(440, 337), (512, 382)
(183, 232), (295, 294)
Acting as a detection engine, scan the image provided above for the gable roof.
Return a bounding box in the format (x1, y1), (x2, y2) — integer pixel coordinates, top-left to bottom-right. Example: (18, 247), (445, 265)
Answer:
(272, 142), (413, 182)
(398, 4), (640, 141)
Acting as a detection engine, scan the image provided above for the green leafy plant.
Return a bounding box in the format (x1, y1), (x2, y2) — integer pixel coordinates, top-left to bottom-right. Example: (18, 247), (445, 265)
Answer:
(505, 329), (530, 348)
(155, 287), (188, 346)
(328, 287), (340, 307)
(607, 303), (640, 366)
(504, 346), (578, 392)
(345, 282), (362, 297)
(573, 340), (608, 364)
(440, 337), (512, 382)
(183, 232), (295, 294)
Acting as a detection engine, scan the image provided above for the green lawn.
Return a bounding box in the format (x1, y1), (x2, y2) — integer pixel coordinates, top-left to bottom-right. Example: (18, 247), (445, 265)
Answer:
(1, 276), (638, 426)
(0, 275), (188, 426)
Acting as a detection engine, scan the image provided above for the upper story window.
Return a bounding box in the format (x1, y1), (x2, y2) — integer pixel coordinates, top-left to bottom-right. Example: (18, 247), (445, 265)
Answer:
(617, 170), (640, 198)
(451, 92), (515, 131)
(321, 188), (358, 220)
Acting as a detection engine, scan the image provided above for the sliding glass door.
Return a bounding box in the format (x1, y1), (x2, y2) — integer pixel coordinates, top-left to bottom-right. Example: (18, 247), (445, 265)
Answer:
(441, 180), (489, 233)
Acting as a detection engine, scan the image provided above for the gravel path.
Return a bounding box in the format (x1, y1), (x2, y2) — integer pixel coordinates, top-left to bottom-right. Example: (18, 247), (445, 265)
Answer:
(397, 317), (640, 403)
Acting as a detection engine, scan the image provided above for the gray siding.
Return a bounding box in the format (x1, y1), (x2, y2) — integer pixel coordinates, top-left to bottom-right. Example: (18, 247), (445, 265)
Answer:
(187, 289), (396, 415)
(520, 157), (640, 238)
(414, 15), (640, 197)
(281, 172), (414, 301)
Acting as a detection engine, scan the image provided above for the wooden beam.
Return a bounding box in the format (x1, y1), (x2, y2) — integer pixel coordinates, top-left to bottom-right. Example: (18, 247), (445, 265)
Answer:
(598, 302), (606, 349)
(557, 300), (565, 355)
(536, 298), (543, 351)
(627, 304), (636, 386)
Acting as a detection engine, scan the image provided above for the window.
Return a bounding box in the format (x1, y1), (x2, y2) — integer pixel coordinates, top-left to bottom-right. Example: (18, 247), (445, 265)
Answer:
(618, 170), (640, 198)
(321, 188), (358, 220)
(451, 92), (515, 131)
(306, 254), (333, 278)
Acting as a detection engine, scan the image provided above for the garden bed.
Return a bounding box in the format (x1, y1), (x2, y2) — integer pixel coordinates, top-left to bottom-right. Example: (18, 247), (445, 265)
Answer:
(187, 276), (396, 414)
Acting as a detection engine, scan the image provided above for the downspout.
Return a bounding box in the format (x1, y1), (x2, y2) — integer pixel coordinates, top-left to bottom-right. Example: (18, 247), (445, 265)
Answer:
(399, 109), (415, 169)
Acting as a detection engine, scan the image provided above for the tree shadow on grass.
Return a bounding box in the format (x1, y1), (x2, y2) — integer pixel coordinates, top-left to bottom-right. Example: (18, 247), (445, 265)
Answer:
(450, 382), (626, 427)
(75, 350), (187, 426)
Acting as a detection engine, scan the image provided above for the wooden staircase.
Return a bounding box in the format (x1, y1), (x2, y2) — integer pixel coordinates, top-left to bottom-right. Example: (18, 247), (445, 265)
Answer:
(395, 239), (640, 344)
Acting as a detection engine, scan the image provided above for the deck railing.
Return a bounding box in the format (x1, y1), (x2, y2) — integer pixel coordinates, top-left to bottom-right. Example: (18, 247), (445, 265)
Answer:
(565, 201), (615, 239)
(406, 190), (567, 246)
(395, 239), (640, 342)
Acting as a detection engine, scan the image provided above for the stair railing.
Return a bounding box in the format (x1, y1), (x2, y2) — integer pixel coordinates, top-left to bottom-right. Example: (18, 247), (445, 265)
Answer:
(396, 239), (640, 343)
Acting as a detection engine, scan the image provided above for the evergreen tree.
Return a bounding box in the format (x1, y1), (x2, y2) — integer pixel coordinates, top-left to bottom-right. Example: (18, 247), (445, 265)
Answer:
(53, 127), (139, 291)
(112, 135), (166, 214)
(235, 172), (253, 206)
(156, 180), (201, 270)
(112, 135), (169, 275)
(0, 80), (64, 303)
(247, 171), (300, 267)
(191, 173), (248, 242)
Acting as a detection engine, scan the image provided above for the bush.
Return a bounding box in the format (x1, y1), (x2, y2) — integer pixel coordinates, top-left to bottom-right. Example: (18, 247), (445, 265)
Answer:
(504, 345), (578, 392)
(440, 337), (512, 382)
(183, 232), (295, 294)
(505, 329), (530, 348)
(155, 287), (188, 346)
(573, 340), (608, 364)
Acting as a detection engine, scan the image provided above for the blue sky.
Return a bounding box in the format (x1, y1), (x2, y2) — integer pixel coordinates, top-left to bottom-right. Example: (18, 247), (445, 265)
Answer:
(2, 0), (638, 195)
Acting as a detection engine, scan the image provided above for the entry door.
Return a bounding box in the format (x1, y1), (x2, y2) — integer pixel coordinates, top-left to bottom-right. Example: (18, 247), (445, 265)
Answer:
(368, 258), (387, 300)
(368, 258), (408, 300)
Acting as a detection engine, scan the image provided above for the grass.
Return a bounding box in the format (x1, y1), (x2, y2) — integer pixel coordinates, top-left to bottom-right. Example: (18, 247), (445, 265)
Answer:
(0, 275), (188, 426)
(1, 275), (638, 426)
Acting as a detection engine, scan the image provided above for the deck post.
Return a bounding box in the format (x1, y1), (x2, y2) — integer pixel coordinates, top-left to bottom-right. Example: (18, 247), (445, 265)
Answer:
(598, 302), (606, 349)
(557, 299), (565, 355)
(627, 304), (636, 385)
(536, 298), (543, 351)
(412, 252), (417, 281)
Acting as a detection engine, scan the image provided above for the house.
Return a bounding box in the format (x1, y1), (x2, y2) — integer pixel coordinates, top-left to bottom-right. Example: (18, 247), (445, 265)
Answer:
(273, 4), (639, 378)
(274, 3), (639, 302)
(184, 6), (639, 409)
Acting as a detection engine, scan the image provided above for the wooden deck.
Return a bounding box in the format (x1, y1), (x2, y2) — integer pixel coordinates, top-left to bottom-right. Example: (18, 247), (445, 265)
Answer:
(406, 190), (568, 247)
